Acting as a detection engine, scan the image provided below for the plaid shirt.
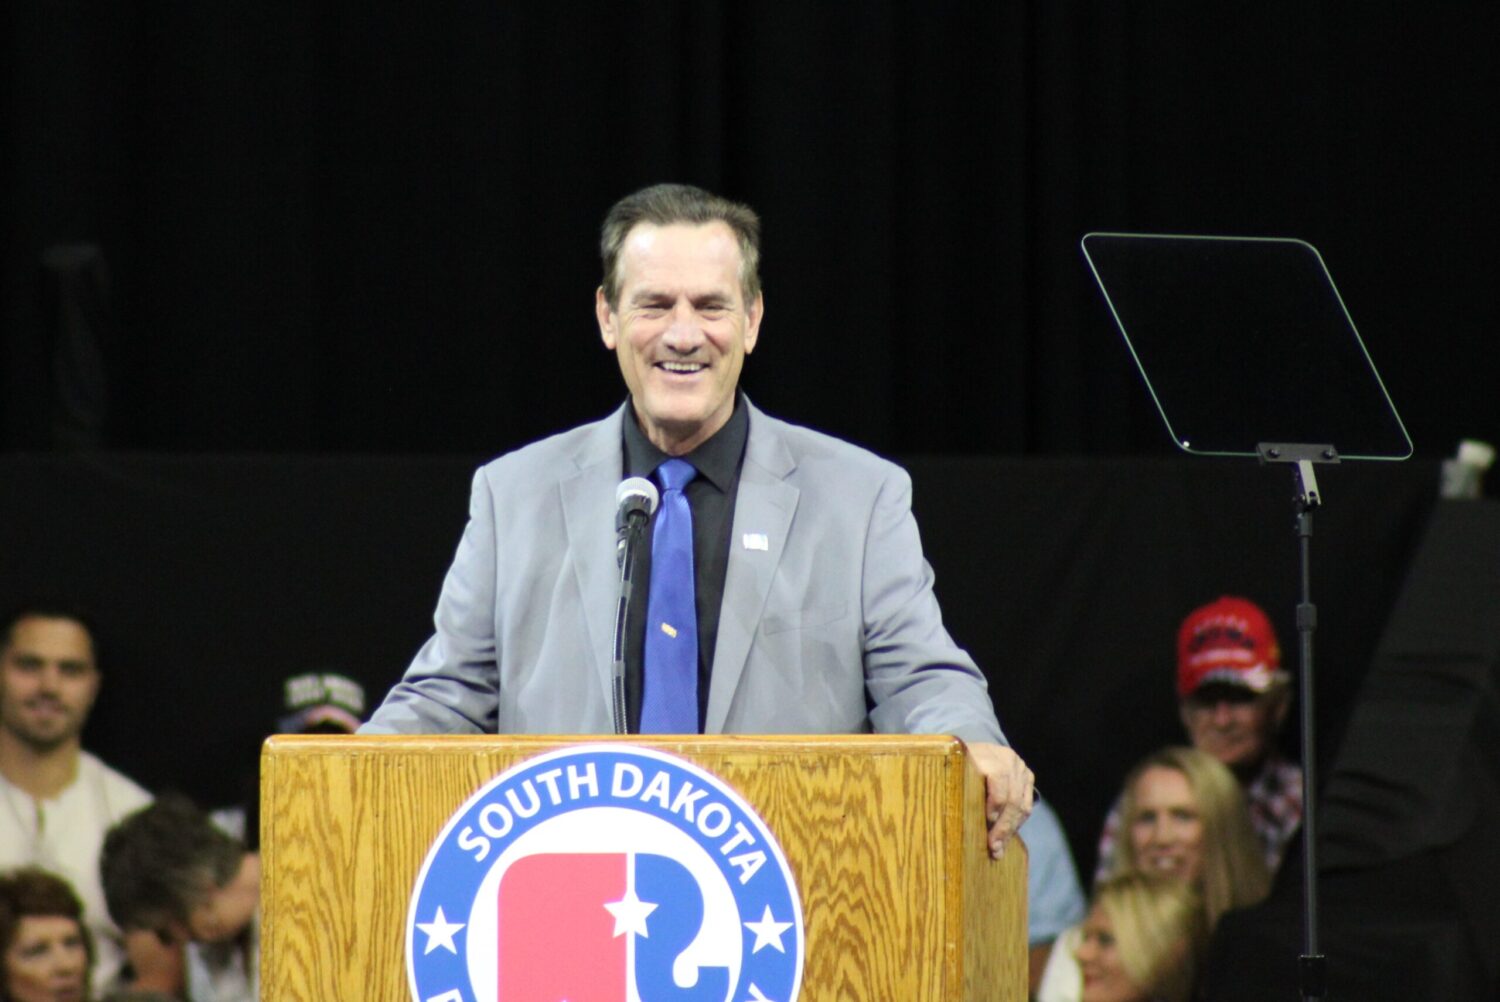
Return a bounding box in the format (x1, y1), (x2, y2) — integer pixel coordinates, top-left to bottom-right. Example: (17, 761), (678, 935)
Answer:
(1093, 754), (1304, 885)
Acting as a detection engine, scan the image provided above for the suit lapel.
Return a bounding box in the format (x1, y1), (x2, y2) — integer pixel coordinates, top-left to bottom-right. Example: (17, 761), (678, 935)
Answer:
(559, 407), (627, 716)
(705, 403), (799, 732)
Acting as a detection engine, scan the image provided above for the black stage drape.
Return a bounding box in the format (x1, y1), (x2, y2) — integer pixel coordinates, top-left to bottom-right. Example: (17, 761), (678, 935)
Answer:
(4, 4), (1498, 457)
(4, 10), (1495, 992)
(0, 451), (1439, 888)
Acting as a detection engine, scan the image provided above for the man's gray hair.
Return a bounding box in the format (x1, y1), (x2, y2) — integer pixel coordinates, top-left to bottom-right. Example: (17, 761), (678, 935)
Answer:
(100, 794), (244, 932)
(599, 183), (761, 308)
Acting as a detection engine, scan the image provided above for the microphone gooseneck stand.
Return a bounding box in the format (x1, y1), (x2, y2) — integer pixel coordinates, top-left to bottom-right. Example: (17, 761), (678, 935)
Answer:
(1258, 442), (1335, 1002)
(612, 515), (647, 735)
(611, 478), (658, 734)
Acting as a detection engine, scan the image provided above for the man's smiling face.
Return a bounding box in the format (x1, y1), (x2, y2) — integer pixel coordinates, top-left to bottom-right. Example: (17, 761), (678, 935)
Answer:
(596, 221), (763, 456)
(0, 615), (100, 753)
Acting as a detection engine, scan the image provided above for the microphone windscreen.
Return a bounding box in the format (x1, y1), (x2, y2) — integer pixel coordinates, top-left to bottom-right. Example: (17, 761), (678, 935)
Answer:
(616, 477), (659, 522)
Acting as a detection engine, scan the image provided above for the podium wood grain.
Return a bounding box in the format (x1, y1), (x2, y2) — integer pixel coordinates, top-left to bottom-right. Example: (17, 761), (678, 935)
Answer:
(261, 734), (1027, 1001)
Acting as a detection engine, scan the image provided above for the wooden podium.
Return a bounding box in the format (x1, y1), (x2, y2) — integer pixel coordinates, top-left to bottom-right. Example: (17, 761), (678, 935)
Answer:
(260, 733), (1027, 1000)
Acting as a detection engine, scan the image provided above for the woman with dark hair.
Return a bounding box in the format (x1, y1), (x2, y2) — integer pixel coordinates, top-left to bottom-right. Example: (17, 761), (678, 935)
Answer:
(0, 867), (92, 1002)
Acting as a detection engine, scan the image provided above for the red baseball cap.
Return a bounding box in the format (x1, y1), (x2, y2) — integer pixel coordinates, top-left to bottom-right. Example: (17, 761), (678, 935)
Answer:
(1176, 596), (1285, 698)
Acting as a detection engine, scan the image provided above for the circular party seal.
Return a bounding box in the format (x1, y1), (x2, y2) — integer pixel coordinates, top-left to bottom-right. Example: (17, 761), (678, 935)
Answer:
(406, 743), (804, 1002)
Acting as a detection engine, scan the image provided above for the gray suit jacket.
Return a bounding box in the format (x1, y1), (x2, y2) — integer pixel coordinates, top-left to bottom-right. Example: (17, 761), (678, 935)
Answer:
(362, 400), (1005, 744)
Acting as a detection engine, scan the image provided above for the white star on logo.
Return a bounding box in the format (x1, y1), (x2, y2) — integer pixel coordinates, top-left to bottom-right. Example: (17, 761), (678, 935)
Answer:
(744, 983), (777, 1001)
(603, 888), (658, 938)
(416, 906), (465, 955)
(743, 905), (794, 954)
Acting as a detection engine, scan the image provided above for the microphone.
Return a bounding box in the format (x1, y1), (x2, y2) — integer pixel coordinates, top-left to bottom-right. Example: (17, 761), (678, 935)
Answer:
(611, 477), (658, 734)
(616, 476), (660, 536)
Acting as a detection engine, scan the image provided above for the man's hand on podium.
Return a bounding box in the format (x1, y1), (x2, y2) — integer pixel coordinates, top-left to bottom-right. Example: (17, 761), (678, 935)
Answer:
(968, 741), (1035, 860)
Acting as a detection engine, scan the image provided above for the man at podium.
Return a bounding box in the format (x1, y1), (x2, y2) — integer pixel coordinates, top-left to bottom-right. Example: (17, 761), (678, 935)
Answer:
(361, 182), (1034, 857)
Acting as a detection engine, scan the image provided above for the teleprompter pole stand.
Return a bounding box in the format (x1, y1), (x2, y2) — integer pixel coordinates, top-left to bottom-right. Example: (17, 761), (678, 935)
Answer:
(1257, 442), (1337, 1002)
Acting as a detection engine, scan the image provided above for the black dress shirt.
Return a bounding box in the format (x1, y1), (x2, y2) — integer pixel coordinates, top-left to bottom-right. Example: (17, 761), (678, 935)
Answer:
(621, 394), (748, 732)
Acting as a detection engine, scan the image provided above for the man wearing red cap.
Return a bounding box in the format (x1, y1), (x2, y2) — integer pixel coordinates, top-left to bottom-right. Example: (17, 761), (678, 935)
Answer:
(1093, 596), (1304, 881)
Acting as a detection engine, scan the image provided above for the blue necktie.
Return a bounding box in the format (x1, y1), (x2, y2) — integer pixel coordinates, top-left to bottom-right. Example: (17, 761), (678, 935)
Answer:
(640, 458), (699, 733)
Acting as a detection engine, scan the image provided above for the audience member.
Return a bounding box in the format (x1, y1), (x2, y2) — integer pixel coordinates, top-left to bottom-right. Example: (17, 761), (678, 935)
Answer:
(100, 795), (259, 1002)
(1095, 596), (1302, 881)
(1038, 746), (1269, 1001)
(1108, 746), (1269, 930)
(0, 867), (93, 1002)
(211, 670), (366, 850)
(1022, 799), (1088, 991)
(273, 671), (364, 736)
(0, 604), (177, 995)
(1073, 873), (1207, 1002)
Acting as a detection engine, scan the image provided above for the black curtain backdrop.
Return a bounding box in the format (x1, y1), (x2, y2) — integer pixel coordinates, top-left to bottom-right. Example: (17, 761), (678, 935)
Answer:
(0, 452), (1439, 886)
(0, 0), (1491, 940)
(4, 4), (1497, 457)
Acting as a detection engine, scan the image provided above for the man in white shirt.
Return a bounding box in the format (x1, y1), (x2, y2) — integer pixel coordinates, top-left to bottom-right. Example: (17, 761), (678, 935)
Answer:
(0, 603), (179, 995)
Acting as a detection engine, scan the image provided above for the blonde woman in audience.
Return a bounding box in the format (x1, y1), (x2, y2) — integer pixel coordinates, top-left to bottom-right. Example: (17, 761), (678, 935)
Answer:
(1075, 873), (1207, 1002)
(1036, 746), (1270, 1000)
(1110, 745), (1270, 930)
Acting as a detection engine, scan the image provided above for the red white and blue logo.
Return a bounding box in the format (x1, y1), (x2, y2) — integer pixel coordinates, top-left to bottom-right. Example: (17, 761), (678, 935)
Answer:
(406, 744), (805, 1002)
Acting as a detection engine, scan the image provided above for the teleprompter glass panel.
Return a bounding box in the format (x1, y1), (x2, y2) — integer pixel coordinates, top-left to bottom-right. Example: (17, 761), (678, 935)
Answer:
(1081, 233), (1412, 460)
